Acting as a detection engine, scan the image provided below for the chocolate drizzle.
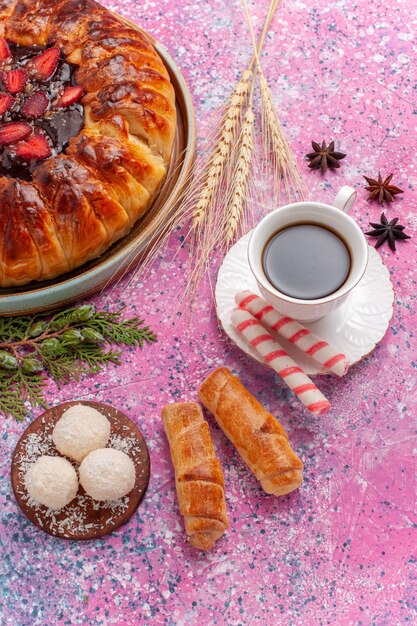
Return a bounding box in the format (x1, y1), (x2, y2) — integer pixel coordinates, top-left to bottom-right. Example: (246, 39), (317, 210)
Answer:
(0, 43), (84, 180)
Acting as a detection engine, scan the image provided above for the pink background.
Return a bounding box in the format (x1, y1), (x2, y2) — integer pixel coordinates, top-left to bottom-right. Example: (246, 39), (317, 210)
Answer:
(1, 1), (416, 624)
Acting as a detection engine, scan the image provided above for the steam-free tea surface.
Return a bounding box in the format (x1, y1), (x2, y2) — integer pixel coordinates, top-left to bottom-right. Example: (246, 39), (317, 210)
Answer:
(263, 224), (351, 299)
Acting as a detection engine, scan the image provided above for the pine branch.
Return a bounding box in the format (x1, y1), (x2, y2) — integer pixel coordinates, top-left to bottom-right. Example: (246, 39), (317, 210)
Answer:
(0, 369), (46, 421)
(86, 308), (157, 347)
(70, 345), (122, 372)
(0, 315), (39, 344)
(41, 353), (90, 386)
(0, 305), (157, 421)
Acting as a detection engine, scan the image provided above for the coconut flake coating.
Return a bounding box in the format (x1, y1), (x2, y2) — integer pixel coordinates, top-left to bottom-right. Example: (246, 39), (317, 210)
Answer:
(24, 455), (79, 510)
(79, 448), (136, 501)
(52, 404), (111, 463)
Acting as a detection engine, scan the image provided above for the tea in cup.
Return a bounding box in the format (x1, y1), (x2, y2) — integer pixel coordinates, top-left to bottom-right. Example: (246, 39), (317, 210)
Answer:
(248, 187), (368, 322)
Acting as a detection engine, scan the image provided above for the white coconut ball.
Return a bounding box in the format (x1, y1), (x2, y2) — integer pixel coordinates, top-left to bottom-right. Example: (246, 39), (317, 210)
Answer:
(79, 448), (136, 501)
(52, 404), (111, 463)
(25, 455), (79, 510)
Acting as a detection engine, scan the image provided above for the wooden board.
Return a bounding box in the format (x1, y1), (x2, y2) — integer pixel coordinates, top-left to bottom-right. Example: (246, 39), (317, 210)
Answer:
(11, 401), (150, 540)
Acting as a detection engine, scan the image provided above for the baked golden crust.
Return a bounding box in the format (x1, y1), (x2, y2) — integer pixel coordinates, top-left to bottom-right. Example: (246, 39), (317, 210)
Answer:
(0, 179), (69, 285)
(162, 402), (229, 551)
(198, 368), (304, 496)
(0, 0), (176, 287)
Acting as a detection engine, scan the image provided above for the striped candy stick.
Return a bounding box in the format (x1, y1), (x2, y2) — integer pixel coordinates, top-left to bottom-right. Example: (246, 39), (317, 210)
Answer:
(236, 291), (350, 376)
(231, 308), (331, 416)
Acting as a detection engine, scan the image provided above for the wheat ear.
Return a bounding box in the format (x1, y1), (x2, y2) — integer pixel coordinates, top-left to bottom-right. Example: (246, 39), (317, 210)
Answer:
(224, 104), (255, 244)
(219, 0), (281, 246)
(192, 68), (253, 228)
(192, 0), (281, 231)
(241, 0), (308, 204)
(259, 71), (308, 202)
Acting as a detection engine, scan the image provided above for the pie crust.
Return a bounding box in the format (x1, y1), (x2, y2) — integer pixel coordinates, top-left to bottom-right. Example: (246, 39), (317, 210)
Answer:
(0, 0), (176, 286)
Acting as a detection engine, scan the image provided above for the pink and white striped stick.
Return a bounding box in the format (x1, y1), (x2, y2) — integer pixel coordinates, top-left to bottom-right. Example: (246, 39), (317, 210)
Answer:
(236, 291), (349, 376)
(231, 308), (331, 416)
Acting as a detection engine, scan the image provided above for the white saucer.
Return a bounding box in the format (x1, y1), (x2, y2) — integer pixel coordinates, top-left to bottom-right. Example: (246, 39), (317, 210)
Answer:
(215, 231), (394, 375)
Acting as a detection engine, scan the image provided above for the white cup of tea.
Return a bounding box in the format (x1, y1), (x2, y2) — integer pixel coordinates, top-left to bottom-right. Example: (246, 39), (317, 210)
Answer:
(248, 186), (369, 322)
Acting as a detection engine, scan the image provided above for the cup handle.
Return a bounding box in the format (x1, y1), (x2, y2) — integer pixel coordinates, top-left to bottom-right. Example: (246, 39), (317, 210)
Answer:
(332, 186), (357, 213)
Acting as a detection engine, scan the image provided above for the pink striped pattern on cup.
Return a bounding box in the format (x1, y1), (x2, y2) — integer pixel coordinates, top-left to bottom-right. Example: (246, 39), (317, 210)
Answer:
(231, 308), (331, 416)
(236, 291), (349, 376)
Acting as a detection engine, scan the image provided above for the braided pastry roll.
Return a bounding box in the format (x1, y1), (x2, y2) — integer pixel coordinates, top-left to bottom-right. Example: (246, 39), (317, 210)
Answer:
(198, 368), (303, 496)
(162, 402), (229, 550)
(0, 0), (176, 286)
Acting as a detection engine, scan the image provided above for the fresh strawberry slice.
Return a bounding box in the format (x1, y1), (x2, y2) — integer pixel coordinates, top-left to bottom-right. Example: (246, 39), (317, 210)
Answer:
(16, 134), (51, 161)
(0, 38), (10, 62)
(0, 93), (14, 115)
(21, 91), (48, 119)
(2, 69), (26, 94)
(31, 47), (60, 81)
(0, 122), (32, 145)
(57, 85), (84, 107)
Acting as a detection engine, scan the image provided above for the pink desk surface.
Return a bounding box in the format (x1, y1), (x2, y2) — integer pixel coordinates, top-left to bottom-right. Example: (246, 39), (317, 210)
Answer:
(1, 1), (416, 625)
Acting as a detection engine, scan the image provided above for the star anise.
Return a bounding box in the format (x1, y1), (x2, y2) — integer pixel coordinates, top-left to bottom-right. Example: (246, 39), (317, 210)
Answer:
(365, 212), (411, 252)
(363, 172), (404, 204)
(306, 140), (346, 172)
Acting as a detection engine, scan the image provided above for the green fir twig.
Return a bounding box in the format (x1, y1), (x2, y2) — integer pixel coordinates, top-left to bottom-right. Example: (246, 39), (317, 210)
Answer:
(0, 305), (157, 421)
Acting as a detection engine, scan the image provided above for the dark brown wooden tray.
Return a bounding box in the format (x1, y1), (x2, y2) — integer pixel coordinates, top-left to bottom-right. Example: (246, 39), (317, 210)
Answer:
(11, 401), (150, 540)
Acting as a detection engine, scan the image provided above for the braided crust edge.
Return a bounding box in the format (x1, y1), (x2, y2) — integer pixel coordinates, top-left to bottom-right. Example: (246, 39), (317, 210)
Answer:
(0, 0), (176, 286)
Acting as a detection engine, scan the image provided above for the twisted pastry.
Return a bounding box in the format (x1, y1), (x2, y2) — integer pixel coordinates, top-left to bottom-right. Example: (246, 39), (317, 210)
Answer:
(162, 402), (229, 550)
(198, 368), (303, 496)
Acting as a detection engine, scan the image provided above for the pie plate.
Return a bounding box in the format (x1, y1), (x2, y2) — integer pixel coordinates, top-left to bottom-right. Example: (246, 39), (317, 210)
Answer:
(215, 231), (394, 375)
(0, 20), (195, 316)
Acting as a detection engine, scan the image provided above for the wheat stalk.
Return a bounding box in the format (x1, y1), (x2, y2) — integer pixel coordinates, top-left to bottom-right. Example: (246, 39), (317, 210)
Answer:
(259, 70), (308, 203)
(192, 68), (253, 228)
(241, 0), (308, 205)
(224, 104), (255, 244)
(192, 0), (281, 231)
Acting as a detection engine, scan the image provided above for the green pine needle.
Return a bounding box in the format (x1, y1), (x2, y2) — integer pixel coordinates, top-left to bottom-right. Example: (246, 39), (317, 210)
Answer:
(0, 305), (157, 421)
(0, 369), (47, 421)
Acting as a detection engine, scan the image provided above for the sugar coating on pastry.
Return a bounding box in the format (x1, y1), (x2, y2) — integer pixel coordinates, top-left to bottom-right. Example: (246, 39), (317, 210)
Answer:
(79, 448), (136, 501)
(52, 405), (111, 463)
(25, 455), (78, 510)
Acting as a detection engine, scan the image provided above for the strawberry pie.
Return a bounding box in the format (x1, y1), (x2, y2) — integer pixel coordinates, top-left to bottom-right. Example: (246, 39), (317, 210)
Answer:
(0, 43), (85, 177)
(0, 0), (176, 287)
